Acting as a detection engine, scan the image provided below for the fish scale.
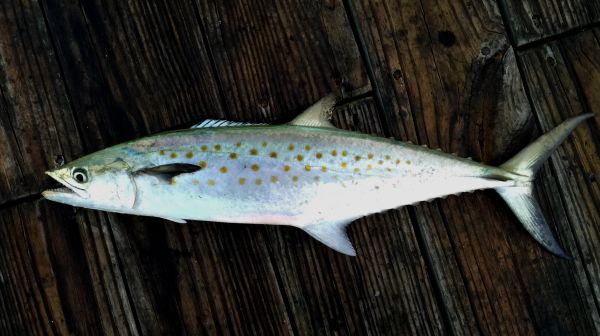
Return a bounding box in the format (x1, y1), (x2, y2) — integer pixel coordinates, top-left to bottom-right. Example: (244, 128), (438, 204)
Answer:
(43, 95), (594, 257)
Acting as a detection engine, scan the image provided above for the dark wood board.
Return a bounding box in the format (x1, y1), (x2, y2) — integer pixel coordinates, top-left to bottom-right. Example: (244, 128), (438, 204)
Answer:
(1, 0), (600, 334)
(0, 0), (82, 203)
(352, 0), (600, 334)
(516, 28), (600, 334)
(0, 0), (451, 335)
(499, 0), (600, 46)
(0, 102), (450, 335)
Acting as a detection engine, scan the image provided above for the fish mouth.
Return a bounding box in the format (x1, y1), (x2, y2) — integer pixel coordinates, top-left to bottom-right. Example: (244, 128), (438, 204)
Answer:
(41, 186), (90, 207)
(43, 171), (90, 200)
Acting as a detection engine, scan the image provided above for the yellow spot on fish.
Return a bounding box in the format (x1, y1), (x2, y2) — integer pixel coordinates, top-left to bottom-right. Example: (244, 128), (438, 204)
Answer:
(316, 152), (323, 159)
(304, 165), (311, 171)
(169, 179), (176, 185)
(395, 159), (400, 165)
(199, 161), (207, 169)
(208, 179), (216, 186)
(368, 153), (374, 159)
(296, 154), (304, 161)
(170, 152), (178, 158)
(270, 151), (278, 158)
(235, 142), (241, 148)
(367, 164), (373, 170)
(250, 148), (258, 155)
(214, 144), (221, 151)
(288, 144), (295, 151)
(251, 164), (260, 172)
(159, 150), (165, 156)
(320, 166), (327, 173)
(378, 160), (384, 165)
(341, 162), (348, 169)
(304, 145), (311, 151)
(386, 168), (392, 172)
(342, 150), (348, 157)
(255, 178), (263, 185)
(270, 176), (278, 183)
(385, 155), (391, 160)
(406, 160), (412, 165)
(201, 145), (208, 152)
(292, 176), (299, 182)
(262, 141), (268, 147)
(186, 152), (194, 159)
(219, 166), (228, 174)
(239, 177), (246, 185)
(283, 165), (291, 172)
(331, 150), (338, 157)
(192, 179), (199, 185)
(354, 155), (361, 161)
(229, 153), (237, 159)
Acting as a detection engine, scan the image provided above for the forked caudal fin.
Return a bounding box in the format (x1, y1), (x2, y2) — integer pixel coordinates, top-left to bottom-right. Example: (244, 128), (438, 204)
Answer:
(495, 113), (594, 258)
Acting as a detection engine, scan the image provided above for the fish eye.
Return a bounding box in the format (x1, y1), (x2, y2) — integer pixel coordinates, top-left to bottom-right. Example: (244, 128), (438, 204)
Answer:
(72, 168), (89, 184)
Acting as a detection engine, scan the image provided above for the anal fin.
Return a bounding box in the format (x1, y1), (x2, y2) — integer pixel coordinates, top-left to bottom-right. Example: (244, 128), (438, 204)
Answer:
(303, 220), (356, 256)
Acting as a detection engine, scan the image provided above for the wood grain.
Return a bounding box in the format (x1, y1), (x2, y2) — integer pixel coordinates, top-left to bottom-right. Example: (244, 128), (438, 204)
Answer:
(0, 0), (82, 203)
(41, 0), (226, 147)
(1, 0), (599, 334)
(0, 0), (449, 334)
(517, 28), (600, 333)
(499, 0), (600, 46)
(0, 102), (450, 335)
(194, 0), (369, 121)
(353, 0), (600, 334)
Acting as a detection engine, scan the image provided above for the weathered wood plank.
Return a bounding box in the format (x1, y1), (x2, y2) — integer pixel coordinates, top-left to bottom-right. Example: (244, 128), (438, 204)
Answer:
(499, 0), (600, 46)
(517, 28), (600, 333)
(41, 0), (226, 147)
(0, 103), (449, 335)
(194, 0), (369, 120)
(0, 0), (82, 203)
(1, 0), (450, 334)
(353, 0), (600, 334)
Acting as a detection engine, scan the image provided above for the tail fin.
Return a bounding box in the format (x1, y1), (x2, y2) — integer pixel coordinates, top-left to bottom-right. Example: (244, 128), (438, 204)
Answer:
(495, 113), (594, 258)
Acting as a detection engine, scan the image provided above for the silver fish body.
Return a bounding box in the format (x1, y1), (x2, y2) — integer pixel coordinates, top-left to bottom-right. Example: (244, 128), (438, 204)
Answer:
(43, 95), (594, 256)
(69, 126), (512, 223)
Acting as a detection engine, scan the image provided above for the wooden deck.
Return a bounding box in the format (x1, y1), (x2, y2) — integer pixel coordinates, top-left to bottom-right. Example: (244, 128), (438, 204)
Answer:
(0, 0), (599, 335)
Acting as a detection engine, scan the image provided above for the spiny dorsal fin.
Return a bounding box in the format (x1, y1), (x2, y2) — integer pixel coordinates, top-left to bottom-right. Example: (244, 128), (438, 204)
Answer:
(303, 219), (356, 256)
(191, 119), (267, 129)
(289, 94), (337, 128)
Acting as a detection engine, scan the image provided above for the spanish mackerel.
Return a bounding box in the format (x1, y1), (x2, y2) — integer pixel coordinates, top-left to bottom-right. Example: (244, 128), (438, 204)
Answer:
(43, 95), (593, 256)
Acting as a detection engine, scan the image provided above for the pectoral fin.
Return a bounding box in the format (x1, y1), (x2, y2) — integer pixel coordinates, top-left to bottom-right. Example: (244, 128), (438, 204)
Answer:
(303, 220), (356, 256)
(134, 163), (201, 182)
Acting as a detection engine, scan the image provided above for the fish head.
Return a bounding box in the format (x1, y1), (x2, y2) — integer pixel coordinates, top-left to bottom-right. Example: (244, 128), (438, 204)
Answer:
(43, 155), (138, 211)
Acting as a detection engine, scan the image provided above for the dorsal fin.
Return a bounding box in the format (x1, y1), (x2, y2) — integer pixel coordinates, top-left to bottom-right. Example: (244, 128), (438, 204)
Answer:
(289, 94), (337, 128)
(191, 119), (267, 129)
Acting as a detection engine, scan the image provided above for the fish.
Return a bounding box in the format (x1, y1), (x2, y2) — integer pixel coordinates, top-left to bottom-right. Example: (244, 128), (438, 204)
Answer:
(42, 94), (594, 257)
